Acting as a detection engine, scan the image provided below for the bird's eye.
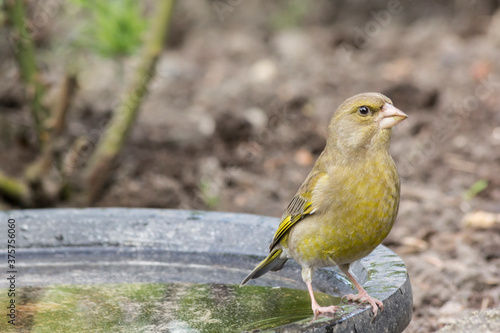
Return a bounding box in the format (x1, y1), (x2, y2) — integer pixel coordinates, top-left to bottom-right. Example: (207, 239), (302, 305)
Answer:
(357, 106), (370, 116)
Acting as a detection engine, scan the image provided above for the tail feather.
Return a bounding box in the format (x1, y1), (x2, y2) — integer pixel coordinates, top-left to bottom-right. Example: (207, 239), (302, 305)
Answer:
(240, 248), (288, 286)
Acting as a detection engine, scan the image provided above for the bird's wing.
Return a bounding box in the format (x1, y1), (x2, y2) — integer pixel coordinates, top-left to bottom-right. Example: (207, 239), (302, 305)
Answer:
(269, 171), (327, 251)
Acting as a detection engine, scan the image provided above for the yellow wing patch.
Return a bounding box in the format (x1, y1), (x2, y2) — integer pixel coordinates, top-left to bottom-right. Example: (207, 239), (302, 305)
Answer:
(269, 171), (327, 250)
(269, 200), (314, 250)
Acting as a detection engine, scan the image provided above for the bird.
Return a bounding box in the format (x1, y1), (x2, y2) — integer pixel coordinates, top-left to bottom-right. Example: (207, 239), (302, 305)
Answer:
(240, 92), (407, 318)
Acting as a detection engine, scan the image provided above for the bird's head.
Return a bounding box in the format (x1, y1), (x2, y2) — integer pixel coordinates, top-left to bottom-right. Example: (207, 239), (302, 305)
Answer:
(327, 92), (407, 157)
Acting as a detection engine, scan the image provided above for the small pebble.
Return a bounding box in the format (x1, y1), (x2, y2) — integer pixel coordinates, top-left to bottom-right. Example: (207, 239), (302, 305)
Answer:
(244, 107), (267, 130)
(294, 148), (314, 166)
(492, 127), (500, 143)
(251, 59), (277, 83)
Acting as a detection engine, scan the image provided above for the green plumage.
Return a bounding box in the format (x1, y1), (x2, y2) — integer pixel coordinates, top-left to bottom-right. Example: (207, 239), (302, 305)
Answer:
(241, 92), (407, 317)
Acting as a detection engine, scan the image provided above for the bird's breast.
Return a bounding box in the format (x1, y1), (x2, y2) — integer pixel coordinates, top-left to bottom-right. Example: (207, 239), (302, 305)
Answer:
(285, 155), (400, 267)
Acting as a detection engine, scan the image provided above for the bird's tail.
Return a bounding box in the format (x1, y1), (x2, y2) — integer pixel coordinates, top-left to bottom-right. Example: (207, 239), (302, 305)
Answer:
(240, 248), (288, 286)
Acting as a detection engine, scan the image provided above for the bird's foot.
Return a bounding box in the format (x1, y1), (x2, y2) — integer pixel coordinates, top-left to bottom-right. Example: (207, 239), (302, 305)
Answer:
(342, 291), (383, 316)
(311, 302), (339, 318)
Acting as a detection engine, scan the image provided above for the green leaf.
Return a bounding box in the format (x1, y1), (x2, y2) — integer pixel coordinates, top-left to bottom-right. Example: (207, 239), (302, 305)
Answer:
(463, 179), (488, 200)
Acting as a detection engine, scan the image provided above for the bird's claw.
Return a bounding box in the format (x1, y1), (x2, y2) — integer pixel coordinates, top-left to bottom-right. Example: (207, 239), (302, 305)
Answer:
(342, 292), (383, 316)
(311, 304), (339, 319)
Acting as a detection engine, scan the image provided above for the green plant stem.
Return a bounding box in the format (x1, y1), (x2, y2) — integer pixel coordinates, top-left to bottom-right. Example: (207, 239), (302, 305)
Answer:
(0, 170), (30, 206)
(52, 72), (78, 135)
(84, 0), (175, 203)
(5, 0), (49, 145)
(22, 70), (78, 205)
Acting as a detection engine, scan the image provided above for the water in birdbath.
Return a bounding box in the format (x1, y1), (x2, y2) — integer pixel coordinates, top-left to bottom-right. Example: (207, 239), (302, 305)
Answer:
(0, 283), (341, 332)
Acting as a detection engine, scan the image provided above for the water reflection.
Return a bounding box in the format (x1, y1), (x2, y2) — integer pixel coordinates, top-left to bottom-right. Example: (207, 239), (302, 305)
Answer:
(0, 283), (341, 332)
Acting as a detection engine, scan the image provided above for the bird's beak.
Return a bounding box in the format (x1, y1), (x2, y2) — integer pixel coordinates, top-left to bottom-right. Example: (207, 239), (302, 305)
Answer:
(378, 103), (408, 129)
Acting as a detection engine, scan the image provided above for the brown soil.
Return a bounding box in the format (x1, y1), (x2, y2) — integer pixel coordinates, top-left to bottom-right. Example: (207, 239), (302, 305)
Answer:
(1, 1), (500, 332)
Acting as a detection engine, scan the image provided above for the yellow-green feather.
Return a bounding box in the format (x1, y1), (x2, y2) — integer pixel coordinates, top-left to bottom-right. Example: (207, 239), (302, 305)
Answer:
(286, 148), (400, 266)
(269, 171), (327, 250)
(240, 248), (284, 286)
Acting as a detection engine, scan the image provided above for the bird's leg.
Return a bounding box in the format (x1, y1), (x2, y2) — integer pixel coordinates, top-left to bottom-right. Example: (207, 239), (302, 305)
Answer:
(339, 264), (383, 316)
(306, 281), (339, 317)
(303, 267), (339, 317)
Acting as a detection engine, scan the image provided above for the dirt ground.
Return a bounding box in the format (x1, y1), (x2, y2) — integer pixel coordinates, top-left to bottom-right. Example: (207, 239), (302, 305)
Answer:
(1, 1), (500, 332)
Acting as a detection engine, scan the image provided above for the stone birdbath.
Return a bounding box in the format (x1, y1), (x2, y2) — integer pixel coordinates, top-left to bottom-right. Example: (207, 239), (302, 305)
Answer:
(0, 208), (412, 332)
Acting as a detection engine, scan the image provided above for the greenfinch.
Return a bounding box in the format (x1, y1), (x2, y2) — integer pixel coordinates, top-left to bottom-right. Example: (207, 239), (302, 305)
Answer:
(241, 92), (407, 317)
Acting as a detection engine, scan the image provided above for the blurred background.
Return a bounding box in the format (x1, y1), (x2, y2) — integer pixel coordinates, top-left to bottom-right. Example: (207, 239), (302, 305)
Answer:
(1, 0), (500, 332)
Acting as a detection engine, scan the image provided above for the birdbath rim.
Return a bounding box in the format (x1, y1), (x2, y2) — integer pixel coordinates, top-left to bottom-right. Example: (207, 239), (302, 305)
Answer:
(2, 208), (412, 332)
